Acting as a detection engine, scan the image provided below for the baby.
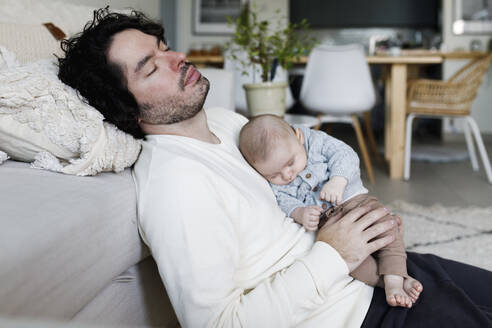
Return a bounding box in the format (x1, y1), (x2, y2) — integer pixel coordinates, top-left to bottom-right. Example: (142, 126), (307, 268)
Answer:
(239, 114), (423, 308)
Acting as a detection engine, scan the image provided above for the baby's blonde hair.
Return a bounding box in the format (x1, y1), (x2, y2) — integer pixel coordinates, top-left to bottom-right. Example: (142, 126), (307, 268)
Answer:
(239, 114), (296, 165)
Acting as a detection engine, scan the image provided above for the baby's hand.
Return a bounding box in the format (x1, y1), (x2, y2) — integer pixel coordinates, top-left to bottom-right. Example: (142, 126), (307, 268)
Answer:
(291, 206), (322, 231)
(320, 176), (348, 205)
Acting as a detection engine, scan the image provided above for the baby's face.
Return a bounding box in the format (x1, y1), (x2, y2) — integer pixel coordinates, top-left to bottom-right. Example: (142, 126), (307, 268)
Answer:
(254, 136), (307, 185)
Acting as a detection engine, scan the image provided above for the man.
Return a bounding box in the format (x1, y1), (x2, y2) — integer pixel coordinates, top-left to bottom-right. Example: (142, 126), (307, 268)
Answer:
(58, 8), (492, 328)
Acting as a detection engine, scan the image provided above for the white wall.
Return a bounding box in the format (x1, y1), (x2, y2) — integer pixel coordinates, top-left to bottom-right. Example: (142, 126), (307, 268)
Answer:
(62, 0), (161, 19)
(175, 0), (287, 53)
(442, 0), (492, 134)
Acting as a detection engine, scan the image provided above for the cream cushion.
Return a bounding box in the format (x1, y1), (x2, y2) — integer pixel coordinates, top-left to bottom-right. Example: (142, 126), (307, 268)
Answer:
(0, 1), (132, 64)
(0, 0), (104, 38)
(0, 22), (63, 63)
(0, 49), (141, 175)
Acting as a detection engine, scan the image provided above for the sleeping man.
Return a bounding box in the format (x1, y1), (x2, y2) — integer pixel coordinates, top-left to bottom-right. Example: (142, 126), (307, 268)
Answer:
(58, 8), (492, 327)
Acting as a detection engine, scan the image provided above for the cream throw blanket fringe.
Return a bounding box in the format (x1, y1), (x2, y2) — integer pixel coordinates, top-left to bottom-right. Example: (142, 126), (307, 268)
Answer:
(0, 150), (8, 164)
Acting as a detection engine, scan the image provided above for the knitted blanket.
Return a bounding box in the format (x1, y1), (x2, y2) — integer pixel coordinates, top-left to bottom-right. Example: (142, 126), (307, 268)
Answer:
(0, 47), (141, 175)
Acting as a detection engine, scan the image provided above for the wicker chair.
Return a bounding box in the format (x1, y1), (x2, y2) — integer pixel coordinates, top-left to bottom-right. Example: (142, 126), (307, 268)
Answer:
(404, 52), (492, 184)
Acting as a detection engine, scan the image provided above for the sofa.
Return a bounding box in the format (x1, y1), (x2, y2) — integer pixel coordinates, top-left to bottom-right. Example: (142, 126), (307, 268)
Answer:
(0, 160), (179, 327)
(0, 2), (236, 326)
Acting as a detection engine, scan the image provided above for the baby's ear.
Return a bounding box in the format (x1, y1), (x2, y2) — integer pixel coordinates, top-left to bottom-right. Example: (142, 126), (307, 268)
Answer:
(295, 128), (304, 144)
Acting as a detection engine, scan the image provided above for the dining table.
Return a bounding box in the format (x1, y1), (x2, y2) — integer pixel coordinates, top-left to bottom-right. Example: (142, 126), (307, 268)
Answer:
(187, 50), (488, 180)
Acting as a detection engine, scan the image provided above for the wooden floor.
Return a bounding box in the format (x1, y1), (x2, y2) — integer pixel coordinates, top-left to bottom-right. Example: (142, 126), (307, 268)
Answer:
(343, 131), (492, 208)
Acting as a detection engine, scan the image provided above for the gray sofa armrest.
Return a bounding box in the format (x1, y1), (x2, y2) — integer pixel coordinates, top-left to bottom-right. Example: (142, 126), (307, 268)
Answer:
(0, 161), (147, 319)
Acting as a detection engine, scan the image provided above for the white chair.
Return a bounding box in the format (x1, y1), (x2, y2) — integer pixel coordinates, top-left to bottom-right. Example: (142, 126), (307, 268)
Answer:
(404, 53), (492, 184)
(224, 50), (319, 128)
(300, 44), (380, 183)
(198, 67), (235, 110)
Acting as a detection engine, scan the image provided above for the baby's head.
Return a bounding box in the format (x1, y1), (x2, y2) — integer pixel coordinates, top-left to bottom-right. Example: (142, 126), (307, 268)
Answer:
(239, 114), (307, 185)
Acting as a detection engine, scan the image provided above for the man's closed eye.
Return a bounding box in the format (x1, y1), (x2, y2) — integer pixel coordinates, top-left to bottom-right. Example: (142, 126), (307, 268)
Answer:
(147, 67), (157, 77)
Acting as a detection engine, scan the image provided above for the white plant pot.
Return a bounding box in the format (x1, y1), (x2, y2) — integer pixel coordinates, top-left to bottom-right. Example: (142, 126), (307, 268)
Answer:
(243, 81), (287, 117)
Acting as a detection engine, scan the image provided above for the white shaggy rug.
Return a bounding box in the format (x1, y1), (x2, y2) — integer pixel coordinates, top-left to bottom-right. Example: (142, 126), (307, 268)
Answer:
(388, 201), (492, 271)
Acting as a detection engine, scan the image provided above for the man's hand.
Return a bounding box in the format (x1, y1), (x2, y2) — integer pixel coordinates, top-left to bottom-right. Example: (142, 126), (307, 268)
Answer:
(291, 206), (323, 231)
(316, 204), (395, 272)
(320, 176), (348, 205)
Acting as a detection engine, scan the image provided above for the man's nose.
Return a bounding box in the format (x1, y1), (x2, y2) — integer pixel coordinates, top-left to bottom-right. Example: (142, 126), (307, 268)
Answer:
(157, 50), (187, 71)
(173, 51), (187, 70)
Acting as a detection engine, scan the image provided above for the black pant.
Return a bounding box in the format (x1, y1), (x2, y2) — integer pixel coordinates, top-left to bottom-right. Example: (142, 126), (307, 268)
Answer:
(361, 252), (492, 328)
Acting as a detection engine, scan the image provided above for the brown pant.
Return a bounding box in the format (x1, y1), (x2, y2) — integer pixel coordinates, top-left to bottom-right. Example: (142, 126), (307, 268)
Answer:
(318, 194), (407, 286)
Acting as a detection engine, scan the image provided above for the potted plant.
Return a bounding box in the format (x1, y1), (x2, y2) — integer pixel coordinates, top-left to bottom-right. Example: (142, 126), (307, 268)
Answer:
(225, 3), (317, 117)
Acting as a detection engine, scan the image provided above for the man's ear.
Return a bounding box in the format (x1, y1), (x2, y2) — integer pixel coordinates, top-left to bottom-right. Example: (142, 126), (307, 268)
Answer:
(295, 127), (304, 144)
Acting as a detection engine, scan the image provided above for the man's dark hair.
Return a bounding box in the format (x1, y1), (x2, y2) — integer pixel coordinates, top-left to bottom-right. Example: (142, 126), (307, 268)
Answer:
(58, 7), (165, 139)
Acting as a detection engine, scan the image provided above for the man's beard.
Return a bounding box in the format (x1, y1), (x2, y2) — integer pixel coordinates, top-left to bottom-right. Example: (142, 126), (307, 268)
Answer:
(139, 65), (210, 125)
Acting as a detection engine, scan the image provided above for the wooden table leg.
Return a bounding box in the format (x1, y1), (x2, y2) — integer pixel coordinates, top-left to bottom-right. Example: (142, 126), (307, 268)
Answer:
(384, 66), (392, 162)
(389, 64), (407, 179)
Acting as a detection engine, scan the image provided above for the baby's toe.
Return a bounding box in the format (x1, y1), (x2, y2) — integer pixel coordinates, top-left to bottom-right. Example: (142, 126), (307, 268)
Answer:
(399, 294), (410, 307)
(386, 295), (398, 307)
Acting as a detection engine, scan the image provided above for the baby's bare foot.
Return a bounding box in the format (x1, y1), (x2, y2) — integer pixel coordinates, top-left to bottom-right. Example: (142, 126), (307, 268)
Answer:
(384, 275), (413, 308)
(403, 276), (423, 303)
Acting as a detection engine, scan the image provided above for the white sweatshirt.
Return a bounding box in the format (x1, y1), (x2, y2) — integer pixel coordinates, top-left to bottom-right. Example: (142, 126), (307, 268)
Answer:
(133, 107), (373, 328)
